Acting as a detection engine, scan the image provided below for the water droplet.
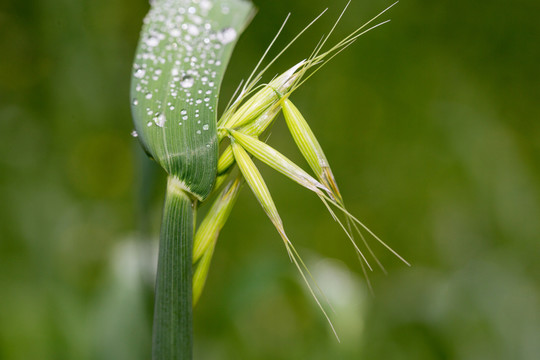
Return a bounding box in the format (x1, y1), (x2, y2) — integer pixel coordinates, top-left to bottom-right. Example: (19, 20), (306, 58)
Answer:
(145, 93), (153, 99)
(196, 130), (201, 134)
(147, 122), (153, 127)
(191, 15), (203, 25)
(187, 24), (199, 36)
(134, 69), (146, 78)
(182, 115), (188, 120)
(200, 0), (212, 11)
(131, 130), (138, 137)
(146, 36), (160, 47)
(154, 113), (166, 127)
(132, 99), (139, 106)
(204, 97), (210, 102)
(202, 124), (209, 131)
(180, 75), (194, 88)
(180, 109), (187, 115)
(217, 27), (237, 44)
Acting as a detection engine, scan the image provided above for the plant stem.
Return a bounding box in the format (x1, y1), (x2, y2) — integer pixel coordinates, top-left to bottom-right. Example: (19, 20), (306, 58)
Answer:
(153, 176), (194, 360)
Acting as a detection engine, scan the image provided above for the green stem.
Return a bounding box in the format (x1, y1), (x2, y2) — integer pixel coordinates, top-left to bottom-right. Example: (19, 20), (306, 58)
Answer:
(153, 176), (194, 360)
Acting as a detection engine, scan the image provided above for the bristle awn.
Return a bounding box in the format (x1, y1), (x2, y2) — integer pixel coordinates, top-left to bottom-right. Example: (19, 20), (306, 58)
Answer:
(320, 194), (411, 266)
(284, 239), (340, 340)
(224, 78), (245, 115)
(242, 13), (291, 96)
(231, 140), (339, 338)
(318, 195), (373, 271)
(248, 8), (329, 93)
(314, 0), (352, 56)
(347, 211), (410, 266)
(295, 19), (393, 91)
(350, 219), (387, 274)
(290, 1), (399, 93)
(308, 1), (398, 66)
(327, 1), (398, 53)
(357, 251), (374, 295)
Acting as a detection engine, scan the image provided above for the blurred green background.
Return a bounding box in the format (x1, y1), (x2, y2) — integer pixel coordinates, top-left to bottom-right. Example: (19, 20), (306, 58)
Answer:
(1, 0), (539, 359)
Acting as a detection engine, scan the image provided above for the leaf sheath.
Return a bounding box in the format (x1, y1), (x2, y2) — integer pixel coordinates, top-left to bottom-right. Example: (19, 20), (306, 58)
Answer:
(152, 176), (194, 360)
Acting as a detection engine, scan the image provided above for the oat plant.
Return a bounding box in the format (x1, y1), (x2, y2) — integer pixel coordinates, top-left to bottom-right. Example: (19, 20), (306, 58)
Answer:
(130, 0), (407, 358)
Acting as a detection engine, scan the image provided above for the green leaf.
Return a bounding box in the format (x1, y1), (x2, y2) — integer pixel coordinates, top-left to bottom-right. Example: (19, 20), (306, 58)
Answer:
(131, 0), (254, 200)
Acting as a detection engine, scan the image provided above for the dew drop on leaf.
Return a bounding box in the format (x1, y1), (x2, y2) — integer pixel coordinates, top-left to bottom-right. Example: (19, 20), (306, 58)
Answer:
(217, 27), (237, 44)
(154, 113), (166, 127)
(180, 75), (194, 88)
(134, 69), (146, 79)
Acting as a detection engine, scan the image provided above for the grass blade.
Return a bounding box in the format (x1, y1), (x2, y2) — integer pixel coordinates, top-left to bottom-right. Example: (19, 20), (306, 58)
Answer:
(131, 0), (254, 200)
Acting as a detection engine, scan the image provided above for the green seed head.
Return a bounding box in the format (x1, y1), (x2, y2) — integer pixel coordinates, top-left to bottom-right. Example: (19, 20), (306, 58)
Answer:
(218, 60), (305, 132)
(230, 129), (327, 194)
(193, 176), (242, 263)
(192, 175), (243, 305)
(231, 139), (284, 231)
(217, 104), (282, 176)
(282, 98), (343, 202)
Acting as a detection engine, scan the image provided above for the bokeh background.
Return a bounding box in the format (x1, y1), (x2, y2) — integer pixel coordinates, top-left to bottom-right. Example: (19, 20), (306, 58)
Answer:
(1, 0), (539, 359)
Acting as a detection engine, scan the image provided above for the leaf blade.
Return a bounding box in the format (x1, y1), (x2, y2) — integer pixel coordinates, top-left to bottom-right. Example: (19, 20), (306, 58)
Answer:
(131, 0), (254, 200)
